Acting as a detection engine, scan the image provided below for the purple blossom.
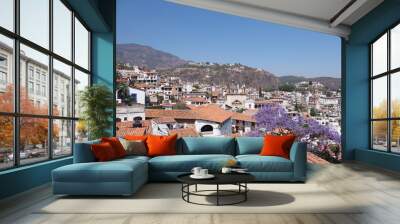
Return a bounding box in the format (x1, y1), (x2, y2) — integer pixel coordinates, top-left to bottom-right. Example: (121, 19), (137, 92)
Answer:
(249, 104), (341, 145)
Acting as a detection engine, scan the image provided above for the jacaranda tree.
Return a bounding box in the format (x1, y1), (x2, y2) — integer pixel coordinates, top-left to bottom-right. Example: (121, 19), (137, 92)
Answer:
(248, 104), (341, 160)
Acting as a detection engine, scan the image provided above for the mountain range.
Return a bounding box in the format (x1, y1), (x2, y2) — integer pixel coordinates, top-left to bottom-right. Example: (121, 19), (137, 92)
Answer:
(117, 43), (341, 90)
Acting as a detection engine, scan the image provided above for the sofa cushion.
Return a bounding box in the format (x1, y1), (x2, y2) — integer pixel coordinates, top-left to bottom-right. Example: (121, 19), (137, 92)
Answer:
(149, 154), (235, 172)
(147, 134), (177, 157)
(260, 135), (296, 159)
(178, 137), (235, 155)
(120, 139), (147, 156)
(236, 137), (264, 155)
(91, 142), (118, 161)
(53, 158), (147, 183)
(101, 137), (127, 158)
(236, 155), (293, 172)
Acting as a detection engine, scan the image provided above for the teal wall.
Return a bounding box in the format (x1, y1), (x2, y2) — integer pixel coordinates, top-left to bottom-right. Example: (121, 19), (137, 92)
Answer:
(344, 0), (400, 171)
(0, 0), (116, 200)
(0, 158), (72, 199)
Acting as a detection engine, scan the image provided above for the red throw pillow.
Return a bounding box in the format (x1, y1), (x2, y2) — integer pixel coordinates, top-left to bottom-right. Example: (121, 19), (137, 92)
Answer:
(260, 135), (296, 159)
(101, 137), (127, 158)
(91, 142), (117, 161)
(146, 134), (177, 157)
(124, 135), (148, 141)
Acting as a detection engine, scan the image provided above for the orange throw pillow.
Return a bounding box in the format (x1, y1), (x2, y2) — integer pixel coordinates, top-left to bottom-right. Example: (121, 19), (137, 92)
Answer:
(91, 142), (117, 161)
(101, 137), (127, 158)
(146, 134), (177, 157)
(260, 135), (296, 159)
(124, 135), (148, 141)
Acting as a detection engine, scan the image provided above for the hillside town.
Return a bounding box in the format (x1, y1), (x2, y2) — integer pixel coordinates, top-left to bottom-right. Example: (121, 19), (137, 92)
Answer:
(116, 63), (341, 146)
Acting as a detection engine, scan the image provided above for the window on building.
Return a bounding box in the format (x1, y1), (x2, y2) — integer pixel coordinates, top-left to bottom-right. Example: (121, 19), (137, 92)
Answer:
(53, 59), (72, 117)
(28, 81), (34, 94)
(36, 83), (41, 95)
(0, 35), (13, 113)
(0, 70), (7, 85)
(41, 73), (46, 83)
(0, 0), (91, 170)
(0, 55), (7, 67)
(28, 67), (34, 80)
(371, 23), (400, 154)
(42, 85), (46, 97)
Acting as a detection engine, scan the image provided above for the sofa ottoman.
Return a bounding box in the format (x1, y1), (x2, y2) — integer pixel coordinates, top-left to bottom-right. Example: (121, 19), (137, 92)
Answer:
(52, 155), (148, 196)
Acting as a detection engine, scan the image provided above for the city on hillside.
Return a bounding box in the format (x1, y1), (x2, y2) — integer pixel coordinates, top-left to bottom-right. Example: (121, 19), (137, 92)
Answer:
(116, 60), (342, 164)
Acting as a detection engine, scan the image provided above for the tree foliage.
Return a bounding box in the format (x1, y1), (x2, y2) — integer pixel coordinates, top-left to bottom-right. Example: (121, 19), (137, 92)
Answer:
(278, 84), (296, 92)
(0, 85), (59, 150)
(372, 99), (400, 141)
(79, 84), (114, 140)
(247, 104), (341, 158)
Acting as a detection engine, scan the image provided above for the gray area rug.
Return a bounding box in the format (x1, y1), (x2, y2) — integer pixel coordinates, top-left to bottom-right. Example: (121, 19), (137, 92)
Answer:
(37, 183), (362, 214)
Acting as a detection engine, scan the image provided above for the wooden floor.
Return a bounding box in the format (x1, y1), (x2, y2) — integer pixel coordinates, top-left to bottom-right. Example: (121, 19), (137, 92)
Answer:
(1, 162), (400, 224)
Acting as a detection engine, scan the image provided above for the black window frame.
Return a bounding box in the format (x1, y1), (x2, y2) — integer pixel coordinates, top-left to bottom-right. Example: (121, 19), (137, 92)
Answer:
(0, 0), (92, 171)
(370, 21), (400, 154)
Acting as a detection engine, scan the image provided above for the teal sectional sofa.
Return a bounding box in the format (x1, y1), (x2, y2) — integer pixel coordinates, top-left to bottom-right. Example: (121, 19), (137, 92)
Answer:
(52, 137), (307, 196)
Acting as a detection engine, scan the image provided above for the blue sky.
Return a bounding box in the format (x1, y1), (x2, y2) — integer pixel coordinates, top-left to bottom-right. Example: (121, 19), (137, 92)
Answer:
(117, 0), (341, 78)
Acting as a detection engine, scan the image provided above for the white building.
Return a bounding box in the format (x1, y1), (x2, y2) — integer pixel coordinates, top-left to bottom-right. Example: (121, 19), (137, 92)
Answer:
(1, 41), (74, 153)
(116, 87), (145, 121)
(225, 93), (247, 110)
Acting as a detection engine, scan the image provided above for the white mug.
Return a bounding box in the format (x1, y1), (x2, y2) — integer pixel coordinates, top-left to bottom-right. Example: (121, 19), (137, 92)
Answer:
(200, 169), (208, 176)
(191, 167), (202, 176)
(221, 167), (232, 174)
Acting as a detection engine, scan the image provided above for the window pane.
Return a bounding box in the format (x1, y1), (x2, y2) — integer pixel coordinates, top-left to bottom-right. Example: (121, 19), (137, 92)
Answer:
(20, 117), (49, 165)
(75, 18), (89, 70)
(20, 0), (49, 49)
(53, 119), (72, 157)
(391, 72), (400, 118)
(372, 76), (387, 119)
(0, 0), (14, 31)
(53, 59), (72, 117)
(392, 24), (400, 70)
(372, 121), (388, 151)
(391, 120), (400, 153)
(0, 116), (13, 170)
(0, 34), (14, 112)
(74, 69), (89, 118)
(20, 44), (49, 115)
(53, 0), (72, 60)
(372, 33), (387, 76)
(75, 120), (88, 143)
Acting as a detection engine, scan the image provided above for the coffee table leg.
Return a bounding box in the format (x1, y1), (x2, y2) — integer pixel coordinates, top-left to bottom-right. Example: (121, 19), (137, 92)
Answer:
(216, 184), (219, 206)
(245, 183), (247, 201)
(195, 184), (198, 192)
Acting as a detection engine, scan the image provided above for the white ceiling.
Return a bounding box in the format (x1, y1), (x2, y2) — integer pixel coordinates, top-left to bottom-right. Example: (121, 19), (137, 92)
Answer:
(168, 0), (384, 38)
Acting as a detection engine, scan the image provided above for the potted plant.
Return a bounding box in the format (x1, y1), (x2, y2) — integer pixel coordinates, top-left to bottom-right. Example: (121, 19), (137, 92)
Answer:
(79, 84), (114, 140)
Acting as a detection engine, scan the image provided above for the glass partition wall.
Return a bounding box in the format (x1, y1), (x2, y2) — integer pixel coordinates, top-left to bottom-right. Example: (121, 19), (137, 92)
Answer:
(0, 0), (91, 170)
(371, 22), (400, 153)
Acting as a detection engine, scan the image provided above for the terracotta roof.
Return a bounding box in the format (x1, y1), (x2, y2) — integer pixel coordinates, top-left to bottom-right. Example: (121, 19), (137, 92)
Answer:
(169, 128), (199, 138)
(243, 109), (258, 116)
(146, 109), (196, 120)
(145, 104), (231, 123)
(185, 97), (208, 103)
(231, 112), (256, 122)
(193, 104), (232, 123)
(152, 117), (177, 124)
(117, 121), (134, 128)
(307, 152), (329, 165)
(141, 120), (151, 127)
(117, 127), (147, 137)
